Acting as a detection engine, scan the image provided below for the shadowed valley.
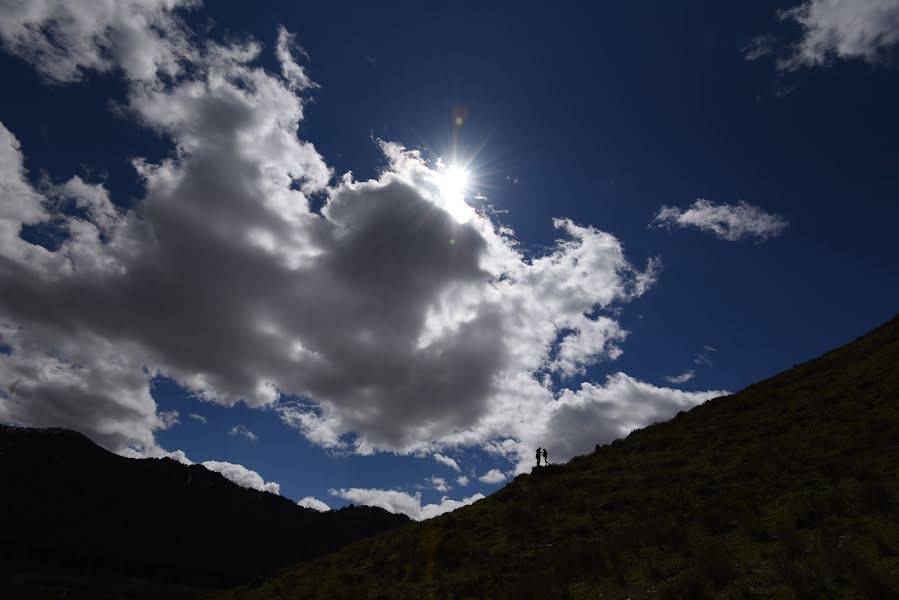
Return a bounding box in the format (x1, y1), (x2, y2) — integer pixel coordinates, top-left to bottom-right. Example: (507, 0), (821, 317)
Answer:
(0, 426), (408, 598)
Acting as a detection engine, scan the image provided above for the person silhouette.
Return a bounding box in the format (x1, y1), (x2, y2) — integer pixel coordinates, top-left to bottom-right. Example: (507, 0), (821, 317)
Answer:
(535, 447), (542, 467)
(542, 448), (548, 466)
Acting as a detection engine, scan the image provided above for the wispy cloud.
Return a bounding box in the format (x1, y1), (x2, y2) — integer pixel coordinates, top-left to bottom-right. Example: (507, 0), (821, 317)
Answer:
(188, 413), (207, 424)
(651, 199), (788, 242)
(664, 371), (695, 385)
(744, 34), (777, 61)
(780, 0), (899, 69)
(433, 453), (460, 472)
(275, 25), (317, 91)
(694, 346), (718, 366)
(158, 410), (179, 428)
(228, 424), (257, 442)
(747, 0), (899, 70)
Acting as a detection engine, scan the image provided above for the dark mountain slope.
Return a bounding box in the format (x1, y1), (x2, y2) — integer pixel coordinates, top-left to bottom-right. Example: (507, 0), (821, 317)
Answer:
(0, 426), (408, 597)
(222, 314), (899, 599)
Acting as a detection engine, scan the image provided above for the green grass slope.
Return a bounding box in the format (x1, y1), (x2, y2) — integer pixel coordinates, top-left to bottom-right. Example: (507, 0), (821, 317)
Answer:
(222, 315), (899, 600)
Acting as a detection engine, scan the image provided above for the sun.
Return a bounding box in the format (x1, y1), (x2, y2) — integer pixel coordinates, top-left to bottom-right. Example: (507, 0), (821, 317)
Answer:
(437, 163), (473, 223)
(441, 164), (470, 197)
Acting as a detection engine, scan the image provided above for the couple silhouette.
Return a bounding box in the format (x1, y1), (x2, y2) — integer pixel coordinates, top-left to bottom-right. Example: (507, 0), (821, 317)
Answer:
(535, 447), (548, 467)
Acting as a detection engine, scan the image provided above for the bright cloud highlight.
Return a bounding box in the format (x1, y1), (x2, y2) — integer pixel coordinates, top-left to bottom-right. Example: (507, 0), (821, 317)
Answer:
(297, 496), (330, 512)
(329, 487), (484, 521)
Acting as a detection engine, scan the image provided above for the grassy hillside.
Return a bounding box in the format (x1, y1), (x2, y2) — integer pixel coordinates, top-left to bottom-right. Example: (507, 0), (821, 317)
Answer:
(221, 314), (899, 600)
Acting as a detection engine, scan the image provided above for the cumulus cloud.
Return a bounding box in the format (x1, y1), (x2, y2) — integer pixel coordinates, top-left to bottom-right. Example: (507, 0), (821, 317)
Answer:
(0, 105), (660, 461)
(329, 487), (484, 521)
(429, 476), (450, 492)
(298, 496), (330, 511)
(664, 371), (695, 384)
(516, 373), (726, 473)
(456, 475), (469, 486)
(0, 3), (724, 481)
(228, 424), (257, 441)
(201, 460), (280, 494)
(0, 21), (331, 454)
(0, 0), (198, 83)
(478, 469), (506, 484)
(0, 316), (164, 451)
(548, 316), (628, 378)
(651, 199), (788, 242)
(433, 453), (460, 471)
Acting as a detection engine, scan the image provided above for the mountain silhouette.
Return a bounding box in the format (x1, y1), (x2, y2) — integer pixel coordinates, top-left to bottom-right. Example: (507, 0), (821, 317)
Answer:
(220, 314), (899, 599)
(0, 426), (408, 598)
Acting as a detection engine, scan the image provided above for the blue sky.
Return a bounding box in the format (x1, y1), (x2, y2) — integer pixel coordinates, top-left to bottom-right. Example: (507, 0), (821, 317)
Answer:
(1, 1), (897, 518)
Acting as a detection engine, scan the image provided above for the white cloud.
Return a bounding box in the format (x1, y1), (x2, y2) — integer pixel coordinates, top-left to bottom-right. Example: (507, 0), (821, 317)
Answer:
(0, 5), (725, 480)
(276, 402), (345, 450)
(201, 460), (280, 494)
(512, 373), (727, 474)
(119, 444), (283, 496)
(158, 410), (180, 427)
(119, 444), (193, 465)
(275, 25), (317, 91)
(548, 316), (628, 378)
(228, 424), (257, 441)
(297, 496), (330, 511)
(429, 476), (450, 492)
(478, 469), (506, 484)
(779, 0), (899, 69)
(0, 0), (198, 83)
(433, 453), (460, 472)
(664, 370), (695, 384)
(456, 475), (469, 486)
(188, 413), (207, 424)
(0, 99), (662, 459)
(651, 199), (788, 242)
(0, 322), (164, 452)
(329, 487), (484, 521)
